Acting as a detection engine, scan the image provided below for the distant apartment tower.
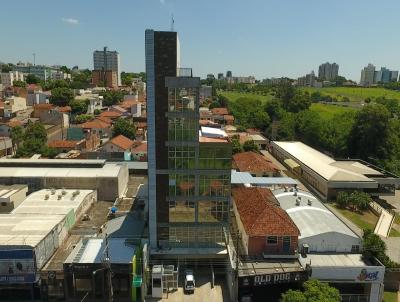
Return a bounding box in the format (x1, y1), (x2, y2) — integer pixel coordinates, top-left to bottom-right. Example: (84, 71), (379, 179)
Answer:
(297, 71), (316, 87)
(318, 62), (339, 81)
(92, 70), (118, 88)
(360, 64), (376, 86)
(93, 47), (121, 86)
(226, 70), (232, 78)
(374, 67), (398, 83)
(0, 71), (24, 87)
(217, 73), (224, 80)
(145, 29), (231, 253)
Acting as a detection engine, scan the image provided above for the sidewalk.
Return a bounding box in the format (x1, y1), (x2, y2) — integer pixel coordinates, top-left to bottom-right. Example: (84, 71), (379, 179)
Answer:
(374, 209), (394, 237)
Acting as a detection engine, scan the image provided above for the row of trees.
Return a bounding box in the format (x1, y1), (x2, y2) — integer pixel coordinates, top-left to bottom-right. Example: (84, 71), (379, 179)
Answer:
(281, 279), (340, 302)
(336, 191), (372, 212)
(363, 229), (399, 268)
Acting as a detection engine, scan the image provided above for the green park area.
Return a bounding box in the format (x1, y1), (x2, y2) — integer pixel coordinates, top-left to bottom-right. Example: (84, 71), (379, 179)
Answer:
(303, 86), (400, 103)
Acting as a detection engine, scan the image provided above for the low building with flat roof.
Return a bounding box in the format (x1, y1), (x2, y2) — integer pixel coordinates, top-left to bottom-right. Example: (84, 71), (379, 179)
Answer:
(0, 184), (28, 213)
(271, 141), (400, 200)
(233, 151), (280, 177)
(0, 159), (128, 201)
(0, 189), (96, 299)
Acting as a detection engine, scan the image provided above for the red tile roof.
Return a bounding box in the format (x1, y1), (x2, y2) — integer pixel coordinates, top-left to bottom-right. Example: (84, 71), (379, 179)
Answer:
(96, 116), (113, 124)
(132, 142), (147, 153)
(108, 134), (135, 150)
(211, 107), (229, 115)
(233, 151), (279, 173)
(80, 118), (111, 129)
(100, 110), (122, 118)
(0, 101), (4, 109)
(57, 106), (72, 113)
(7, 120), (23, 128)
(223, 114), (235, 121)
(232, 187), (300, 237)
(120, 100), (139, 109)
(34, 104), (54, 110)
(48, 140), (79, 148)
(199, 119), (218, 126)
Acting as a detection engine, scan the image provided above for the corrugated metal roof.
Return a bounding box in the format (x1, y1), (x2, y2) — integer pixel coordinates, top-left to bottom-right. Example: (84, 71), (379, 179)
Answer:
(231, 170), (298, 185)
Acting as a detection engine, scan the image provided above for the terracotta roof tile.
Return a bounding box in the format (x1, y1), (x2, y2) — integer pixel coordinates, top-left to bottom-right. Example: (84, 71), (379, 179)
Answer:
(211, 107), (229, 115)
(57, 106), (71, 113)
(233, 151), (279, 173)
(34, 104), (54, 110)
(96, 116), (112, 124)
(108, 134), (135, 150)
(7, 120), (23, 128)
(223, 114), (235, 121)
(131, 142), (147, 153)
(48, 140), (79, 148)
(232, 187), (300, 237)
(80, 118), (111, 129)
(100, 110), (122, 118)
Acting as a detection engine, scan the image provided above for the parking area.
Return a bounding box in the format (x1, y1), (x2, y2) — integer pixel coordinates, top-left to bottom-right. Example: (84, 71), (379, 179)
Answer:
(149, 272), (230, 302)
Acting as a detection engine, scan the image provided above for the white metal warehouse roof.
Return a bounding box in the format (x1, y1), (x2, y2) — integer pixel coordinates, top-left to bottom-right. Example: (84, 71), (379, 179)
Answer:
(231, 170), (298, 186)
(274, 189), (359, 240)
(272, 141), (378, 182)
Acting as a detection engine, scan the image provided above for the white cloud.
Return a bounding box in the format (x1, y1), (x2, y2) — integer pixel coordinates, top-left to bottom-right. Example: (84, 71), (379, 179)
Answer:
(61, 18), (79, 25)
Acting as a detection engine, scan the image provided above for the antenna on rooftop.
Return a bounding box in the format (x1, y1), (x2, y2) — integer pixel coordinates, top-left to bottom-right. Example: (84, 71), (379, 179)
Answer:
(170, 14), (175, 31)
(33, 53), (36, 66)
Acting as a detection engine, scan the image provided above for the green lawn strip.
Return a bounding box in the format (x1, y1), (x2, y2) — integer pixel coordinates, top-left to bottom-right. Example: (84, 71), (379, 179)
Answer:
(383, 291), (398, 302)
(333, 205), (378, 231)
(303, 87), (400, 103)
(219, 91), (273, 104)
(309, 103), (356, 119)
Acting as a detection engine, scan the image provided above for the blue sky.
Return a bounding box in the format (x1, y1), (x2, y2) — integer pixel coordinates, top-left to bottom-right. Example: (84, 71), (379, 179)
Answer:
(1, 0), (400, 81)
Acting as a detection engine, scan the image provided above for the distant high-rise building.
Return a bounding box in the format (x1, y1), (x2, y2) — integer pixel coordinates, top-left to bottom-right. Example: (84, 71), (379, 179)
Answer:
(297, 71), (316, 87)
(318, 62), (339, 81)
(374, 67), (398, 83)
(93, 47), (121, 86)
(92, 70), (118, 88)
(360, 64), (376, 86)
(145, 29), (231, 253)
(226, 70), (232, 78)
(206, 73), (215, 80)
(217, 73), (224, 80)
(0, 71), (24, 87)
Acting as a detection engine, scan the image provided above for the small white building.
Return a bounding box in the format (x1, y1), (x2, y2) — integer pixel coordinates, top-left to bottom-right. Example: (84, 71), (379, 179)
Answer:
(3, 96), (27, 118)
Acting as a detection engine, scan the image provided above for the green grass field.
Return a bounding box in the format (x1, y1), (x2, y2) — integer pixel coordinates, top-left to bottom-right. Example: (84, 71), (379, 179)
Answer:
(303, 87), (400, 103)
(310, 103), (356, 119)
(219, 91), (274, 104)
(333, 205), (378, 231)
(383, 291), (398, 302)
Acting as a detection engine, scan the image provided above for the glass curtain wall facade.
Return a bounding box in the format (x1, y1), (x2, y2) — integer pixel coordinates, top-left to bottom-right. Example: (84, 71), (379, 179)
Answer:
(146, 29), (231, 251)
(165, 77), (231, 249)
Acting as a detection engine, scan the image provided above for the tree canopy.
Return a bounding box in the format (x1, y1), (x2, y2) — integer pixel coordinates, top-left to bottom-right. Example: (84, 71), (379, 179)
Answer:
(50, 87), (74, 106)
(281, 279), (340, 302)
(25, 74), (40, 84)
(113, 118), (136, 140)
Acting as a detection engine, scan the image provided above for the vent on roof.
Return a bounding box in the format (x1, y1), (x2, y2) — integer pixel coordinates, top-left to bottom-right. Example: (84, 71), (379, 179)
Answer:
(61, 188), (67, 195)
(57, 194), (62, 200)
(44, 194), (49, 200)
(51, 188), (56, 195)
(295, 198), (300, 206)
(294, 191), (297, 196)
(284, 187), (288, 192)
(307, 199), (312, 206)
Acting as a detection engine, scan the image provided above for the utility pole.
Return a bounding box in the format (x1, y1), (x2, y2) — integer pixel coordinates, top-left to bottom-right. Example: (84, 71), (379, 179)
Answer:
(104, 234), (113, 302)
(33, 53), (36, 66)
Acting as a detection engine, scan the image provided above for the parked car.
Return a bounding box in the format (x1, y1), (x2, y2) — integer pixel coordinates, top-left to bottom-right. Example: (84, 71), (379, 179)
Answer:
(184, 270), (195, 294)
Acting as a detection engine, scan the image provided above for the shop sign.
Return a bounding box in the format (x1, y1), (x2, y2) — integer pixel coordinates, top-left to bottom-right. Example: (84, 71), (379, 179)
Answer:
(356, 269), (379, 282)
(240, 271), (308, 287)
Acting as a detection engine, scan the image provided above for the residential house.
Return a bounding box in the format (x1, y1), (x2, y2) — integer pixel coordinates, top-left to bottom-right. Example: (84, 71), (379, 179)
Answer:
(79, 118), (112, 140)
(0, 137), (14, 157)
(101, 134), (135, 153)
(134, 122), (147, 141)
(232, 186), (300, 257)
(131, 142), (147, 161)
(233, 151), (280, 177)
(99, 110), (123, 120)
(0, 120), (23, 137)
